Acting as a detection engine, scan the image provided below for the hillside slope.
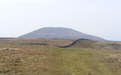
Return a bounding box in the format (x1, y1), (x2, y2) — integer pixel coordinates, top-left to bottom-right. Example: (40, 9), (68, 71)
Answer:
(60, 39), (121, 49)
(19, 27), (104, 41)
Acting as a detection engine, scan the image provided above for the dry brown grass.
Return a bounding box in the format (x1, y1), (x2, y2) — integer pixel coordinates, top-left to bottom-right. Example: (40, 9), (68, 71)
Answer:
(0, 39), (121, 75)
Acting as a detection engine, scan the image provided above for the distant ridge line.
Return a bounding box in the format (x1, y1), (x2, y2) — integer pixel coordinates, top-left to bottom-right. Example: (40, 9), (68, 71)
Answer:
(19, 27), (105, 41)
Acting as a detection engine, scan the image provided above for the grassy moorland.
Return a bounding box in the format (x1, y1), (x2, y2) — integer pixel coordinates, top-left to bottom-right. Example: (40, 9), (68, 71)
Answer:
(0, 38), (121, 75)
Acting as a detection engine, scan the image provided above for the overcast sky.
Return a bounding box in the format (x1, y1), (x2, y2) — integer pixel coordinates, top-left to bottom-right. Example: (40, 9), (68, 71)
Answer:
(0, 0), (121, 41)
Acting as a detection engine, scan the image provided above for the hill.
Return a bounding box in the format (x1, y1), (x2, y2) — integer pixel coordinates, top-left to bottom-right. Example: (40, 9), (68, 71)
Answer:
(19, 27), (104, 41)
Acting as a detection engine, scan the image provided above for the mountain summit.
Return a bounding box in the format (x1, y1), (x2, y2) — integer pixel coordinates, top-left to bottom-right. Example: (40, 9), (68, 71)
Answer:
(19, 27), (104, 40)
